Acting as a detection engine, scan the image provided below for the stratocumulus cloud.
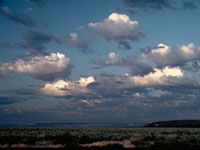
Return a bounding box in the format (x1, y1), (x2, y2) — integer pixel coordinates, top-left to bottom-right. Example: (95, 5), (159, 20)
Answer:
(89, 13), (142, 49)
(40, 66), (198, 96)
(91, 52), (153, 75)
(0, 53), (71, 81)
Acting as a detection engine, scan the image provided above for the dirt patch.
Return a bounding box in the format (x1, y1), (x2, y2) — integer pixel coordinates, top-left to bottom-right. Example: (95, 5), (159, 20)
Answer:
(0, 141), (63, 148)
(82, 140), (135, 148)
(167, 134), (177, 138)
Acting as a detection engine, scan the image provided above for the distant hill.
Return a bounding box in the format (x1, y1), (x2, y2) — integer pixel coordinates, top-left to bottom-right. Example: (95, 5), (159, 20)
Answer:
(146, 120), (200, 127)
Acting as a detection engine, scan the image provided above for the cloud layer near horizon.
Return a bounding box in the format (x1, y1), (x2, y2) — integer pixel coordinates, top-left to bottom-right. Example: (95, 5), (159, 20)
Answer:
(40, 66), (198, 96)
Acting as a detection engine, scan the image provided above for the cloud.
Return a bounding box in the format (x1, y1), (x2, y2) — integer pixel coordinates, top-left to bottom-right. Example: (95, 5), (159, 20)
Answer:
(89, 13), (142, 49)
(40, 66), (198, 97)
(142, 43), (200, 66)
(133, 92), (142, 98)
(0, 96), (21, 105)
(117, 40), (132, 50)
(77, 26), (85, 31)
(0, 6), (37, 28)
(65, 33), (94, 53)
(0, 41), (16, 49)
(128, 66), (186, 86)
(182, 1), (198, 10)
(122, 0), (198, 13)
(0, 53), (72, 81)
(79, 99), (102, 107)
(40, 76), (95, 96)
(91, 52), (153, 76)
(89, 66), (198, 95)
(19, 30), (60, 55)
(123, 0), (175, 11)
(25, 0), (45, 7)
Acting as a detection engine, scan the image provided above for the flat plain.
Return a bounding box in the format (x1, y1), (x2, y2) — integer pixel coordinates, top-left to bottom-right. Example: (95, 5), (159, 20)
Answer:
(0, 127), (200, 149)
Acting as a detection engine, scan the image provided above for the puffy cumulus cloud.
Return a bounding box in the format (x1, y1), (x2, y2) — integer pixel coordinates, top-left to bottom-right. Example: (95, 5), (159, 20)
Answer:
(142, 43), (200, 66)
(40, 76), (95, 96)
(129, 66), (185, 86)
(91, 52), (153, 76)
(65, 33), (94, 53)
(89, 13), (142, 49)
(179, 43), (200, 60)
(0, 53), (72, 81)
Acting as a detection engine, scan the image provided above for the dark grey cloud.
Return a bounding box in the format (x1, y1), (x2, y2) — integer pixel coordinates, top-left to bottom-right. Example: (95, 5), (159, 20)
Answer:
(25, 0), (45, 7)
(123, 0), (174, 11)
(0, 41), (16, 49)
(34, 63), (73, 81)
(64, 32), (95, 53)
(182, 1), (198, 10)
(117, 41), (132, 50)
(1, 30), (63, 56)
(0, 6), (37, 28)
(91, 52), (153, 76)
(19, 30), (60, 55)
(0, 96), (17, 105)
(122, 0), (198, 13)
(0, 95), (25, 105)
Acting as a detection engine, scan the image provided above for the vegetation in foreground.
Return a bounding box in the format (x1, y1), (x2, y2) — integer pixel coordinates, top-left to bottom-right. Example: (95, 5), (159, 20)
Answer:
(0, 127), (200, 149)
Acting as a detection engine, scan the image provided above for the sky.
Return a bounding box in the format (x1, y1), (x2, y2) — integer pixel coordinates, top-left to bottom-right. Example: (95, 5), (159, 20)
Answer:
(0, 0), (200, 124)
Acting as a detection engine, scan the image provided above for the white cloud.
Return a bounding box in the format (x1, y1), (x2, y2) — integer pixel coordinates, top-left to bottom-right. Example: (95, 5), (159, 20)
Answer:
(40, 76), (95, 96)
(0, 53), (71, 81)
(179, 43), (200, 60)
(69, 33), (78, 42)
(89, 13), (142, 49)
(133, 92), (142, 98)
(129, 66), (185, 86)
(79, 99), (102, 107)
(105, 52), (120, 64)
(143, 43), (200, 66)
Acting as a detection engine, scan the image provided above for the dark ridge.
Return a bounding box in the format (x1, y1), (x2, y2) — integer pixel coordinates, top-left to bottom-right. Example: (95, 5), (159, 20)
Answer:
(146, 120), (200, 127)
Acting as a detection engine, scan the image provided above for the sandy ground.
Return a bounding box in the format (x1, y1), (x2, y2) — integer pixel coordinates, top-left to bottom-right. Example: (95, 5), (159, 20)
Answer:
(82, 139), (135, 148)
